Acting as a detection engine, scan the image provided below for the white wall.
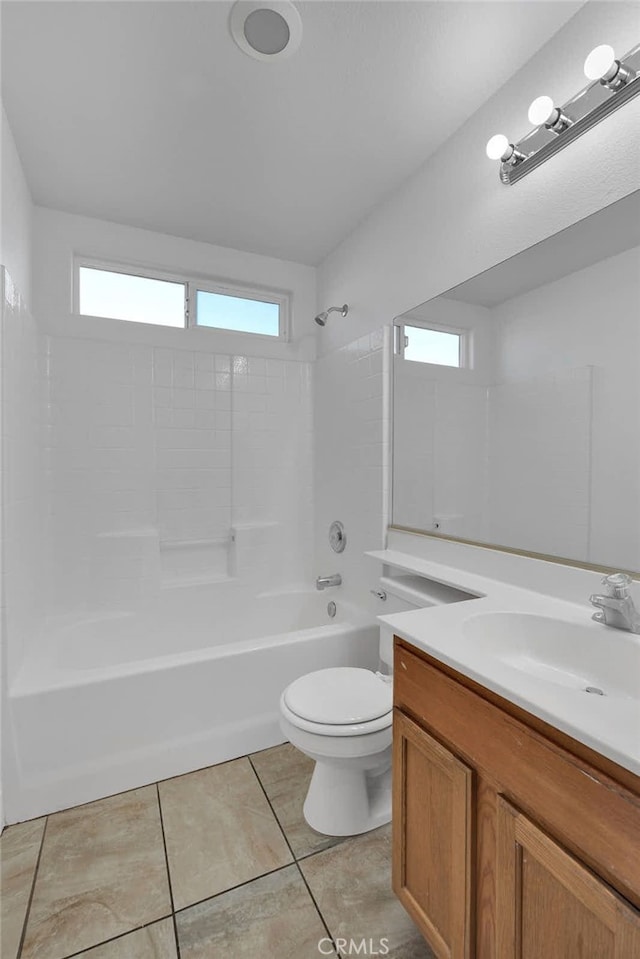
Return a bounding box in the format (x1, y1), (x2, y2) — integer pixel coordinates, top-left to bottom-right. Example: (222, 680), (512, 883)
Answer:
(318, 3), (640, 353)
(33, 208), (317, 622)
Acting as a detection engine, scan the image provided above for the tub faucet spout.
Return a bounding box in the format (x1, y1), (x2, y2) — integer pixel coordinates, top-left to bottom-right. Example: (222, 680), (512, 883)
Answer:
(316, 573), (342, 590)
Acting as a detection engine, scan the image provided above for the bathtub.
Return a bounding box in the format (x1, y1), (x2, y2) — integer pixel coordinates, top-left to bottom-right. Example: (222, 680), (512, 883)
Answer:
(6, 586), (379, 821)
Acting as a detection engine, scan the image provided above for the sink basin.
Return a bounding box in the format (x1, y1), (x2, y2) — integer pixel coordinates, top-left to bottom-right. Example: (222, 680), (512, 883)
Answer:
(462, 612), (640, 700)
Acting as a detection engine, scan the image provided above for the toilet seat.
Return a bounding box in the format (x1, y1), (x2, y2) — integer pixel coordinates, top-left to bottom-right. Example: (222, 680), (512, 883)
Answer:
(280, 697), (392, 737)
(282, 667), (392, 737)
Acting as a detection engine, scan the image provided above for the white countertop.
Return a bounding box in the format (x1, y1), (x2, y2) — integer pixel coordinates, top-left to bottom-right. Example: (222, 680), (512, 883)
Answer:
(368, 549), (640, 777)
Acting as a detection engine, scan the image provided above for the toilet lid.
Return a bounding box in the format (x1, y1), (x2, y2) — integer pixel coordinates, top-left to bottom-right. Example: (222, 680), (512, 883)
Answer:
(284, 667), (392, 725)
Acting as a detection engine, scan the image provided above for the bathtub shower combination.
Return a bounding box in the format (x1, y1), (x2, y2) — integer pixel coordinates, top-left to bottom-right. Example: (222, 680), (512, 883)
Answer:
(7, 584), (379, 820)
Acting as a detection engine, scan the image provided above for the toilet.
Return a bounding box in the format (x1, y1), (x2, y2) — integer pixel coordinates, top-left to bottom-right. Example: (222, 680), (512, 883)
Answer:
(279, 580), (425, 837)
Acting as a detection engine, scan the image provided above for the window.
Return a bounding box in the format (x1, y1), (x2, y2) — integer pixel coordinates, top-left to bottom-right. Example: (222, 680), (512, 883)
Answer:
(397, 323), (465, 368)
(75, 259), (289, 339)
(78, 265), (186, 328)
(195, 289), (281, 337)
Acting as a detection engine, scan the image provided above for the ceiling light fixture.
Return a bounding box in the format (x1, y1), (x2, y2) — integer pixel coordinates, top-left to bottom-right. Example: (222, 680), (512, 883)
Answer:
(230, 0), (302, 62)
(486, 42), (640, 185)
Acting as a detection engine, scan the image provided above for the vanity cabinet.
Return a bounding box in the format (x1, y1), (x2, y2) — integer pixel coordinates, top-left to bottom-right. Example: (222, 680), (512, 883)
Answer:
(392, 639), (640, 959)
(393, 710), (473, 958)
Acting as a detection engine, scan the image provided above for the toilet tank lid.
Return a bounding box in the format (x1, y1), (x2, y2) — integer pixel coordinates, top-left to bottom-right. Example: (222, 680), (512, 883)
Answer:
(284, 667), (392, 725)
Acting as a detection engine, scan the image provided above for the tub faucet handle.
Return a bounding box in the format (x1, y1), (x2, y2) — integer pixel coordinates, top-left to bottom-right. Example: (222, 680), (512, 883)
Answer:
(370, 589), (387, 601)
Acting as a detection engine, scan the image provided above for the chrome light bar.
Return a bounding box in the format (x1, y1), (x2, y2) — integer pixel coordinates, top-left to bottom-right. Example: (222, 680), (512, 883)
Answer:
(486, 43), (640, 185)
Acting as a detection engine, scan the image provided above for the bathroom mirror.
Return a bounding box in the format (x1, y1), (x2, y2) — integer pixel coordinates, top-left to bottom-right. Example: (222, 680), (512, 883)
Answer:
(392, 191), (640, 573)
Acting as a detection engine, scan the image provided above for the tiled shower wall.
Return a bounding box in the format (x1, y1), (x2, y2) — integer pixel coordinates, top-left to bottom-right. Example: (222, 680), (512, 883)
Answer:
(44, 336), (313, 618)
(314, 328), (390, 613)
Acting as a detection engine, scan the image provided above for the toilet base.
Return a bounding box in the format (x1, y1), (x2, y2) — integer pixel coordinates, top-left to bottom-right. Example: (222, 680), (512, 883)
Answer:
(303, 758), (392, 836)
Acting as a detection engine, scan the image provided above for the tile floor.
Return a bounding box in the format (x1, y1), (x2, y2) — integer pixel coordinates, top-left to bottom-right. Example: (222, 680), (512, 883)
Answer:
(1, 743), (434, 959)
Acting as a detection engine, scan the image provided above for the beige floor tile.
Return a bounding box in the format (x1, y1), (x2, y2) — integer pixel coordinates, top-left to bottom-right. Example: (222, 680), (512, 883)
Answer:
(74, 918), (177, 958)
(300, 825), (435, 959)
(176, 864), (332, 959)
(0, 817), (46, 959)
(250, 744), (344, 859)
(159, 758), (292, 910)
(21, 787), (172, 959)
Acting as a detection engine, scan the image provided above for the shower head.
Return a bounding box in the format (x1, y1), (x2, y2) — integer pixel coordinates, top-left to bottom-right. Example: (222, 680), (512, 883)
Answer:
(314, 304), (349, 326)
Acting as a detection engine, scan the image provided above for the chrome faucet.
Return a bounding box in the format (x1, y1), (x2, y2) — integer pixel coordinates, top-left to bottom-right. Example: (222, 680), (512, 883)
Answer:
(589, 573), (640, 634)
(316, 573), (342, 591)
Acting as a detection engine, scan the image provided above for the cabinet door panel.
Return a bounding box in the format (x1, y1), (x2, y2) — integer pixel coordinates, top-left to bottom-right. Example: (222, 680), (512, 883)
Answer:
(496, 797), (640, 959)
(393, 710), (473, 959)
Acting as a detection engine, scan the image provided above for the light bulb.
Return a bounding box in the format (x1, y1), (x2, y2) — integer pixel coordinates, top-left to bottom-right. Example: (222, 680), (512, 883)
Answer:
(528, 95), (556, 127)
(584, 44), (616, 81)
(486, 134), (510, 160)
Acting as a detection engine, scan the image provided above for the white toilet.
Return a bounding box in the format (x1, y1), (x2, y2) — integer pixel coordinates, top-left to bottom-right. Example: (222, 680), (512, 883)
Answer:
(279, 580), (424, 836)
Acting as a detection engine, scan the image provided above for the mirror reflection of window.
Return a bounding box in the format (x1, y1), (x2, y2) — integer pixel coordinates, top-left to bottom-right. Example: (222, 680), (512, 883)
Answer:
(402, 325), (462, 367)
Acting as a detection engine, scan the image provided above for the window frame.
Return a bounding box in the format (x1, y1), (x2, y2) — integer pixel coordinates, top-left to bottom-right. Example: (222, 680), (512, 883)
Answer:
(73, 257), (189, 328)
(394, 319), (471, 369)
(188, 278), (290, 341)
(73, 256), (291, 341)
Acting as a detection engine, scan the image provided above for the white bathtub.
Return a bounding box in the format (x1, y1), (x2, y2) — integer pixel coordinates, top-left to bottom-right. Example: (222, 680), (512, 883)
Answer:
(6, 587), (379, 821)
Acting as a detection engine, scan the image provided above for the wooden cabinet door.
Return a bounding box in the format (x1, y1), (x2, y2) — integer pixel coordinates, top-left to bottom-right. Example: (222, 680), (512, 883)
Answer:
(496, 797), (640, 959)
(392, 710), (473, 959)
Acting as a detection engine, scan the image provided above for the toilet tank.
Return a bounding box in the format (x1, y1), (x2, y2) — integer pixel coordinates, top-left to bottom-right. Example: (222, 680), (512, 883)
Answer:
(376, 573), (473, 670)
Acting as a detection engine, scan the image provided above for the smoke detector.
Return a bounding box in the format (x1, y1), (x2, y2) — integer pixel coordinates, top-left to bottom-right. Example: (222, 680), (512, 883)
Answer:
(230, 1), (302, 62)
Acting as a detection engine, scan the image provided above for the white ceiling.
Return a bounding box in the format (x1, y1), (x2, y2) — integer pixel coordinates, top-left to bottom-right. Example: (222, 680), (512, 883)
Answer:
(1, 1), (582, 265)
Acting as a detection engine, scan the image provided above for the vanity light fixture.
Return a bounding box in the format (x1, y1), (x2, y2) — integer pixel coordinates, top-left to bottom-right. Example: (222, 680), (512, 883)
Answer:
(485, 134), (525, 165)
(487, 41), (640, 184)
(584, 44), (635, 90)
(527, 96), (573, 134)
